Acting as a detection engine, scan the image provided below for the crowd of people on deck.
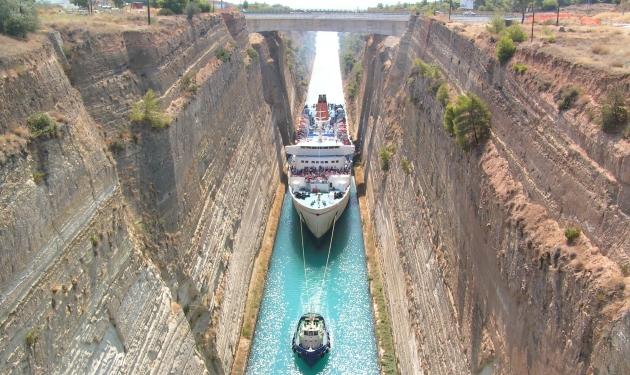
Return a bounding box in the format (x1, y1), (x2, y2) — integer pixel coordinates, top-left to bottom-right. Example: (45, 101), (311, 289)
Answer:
(290, 166), (351, 182)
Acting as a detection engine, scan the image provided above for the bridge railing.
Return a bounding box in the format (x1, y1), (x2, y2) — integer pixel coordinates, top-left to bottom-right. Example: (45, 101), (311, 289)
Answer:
(242, 9), (411, 15)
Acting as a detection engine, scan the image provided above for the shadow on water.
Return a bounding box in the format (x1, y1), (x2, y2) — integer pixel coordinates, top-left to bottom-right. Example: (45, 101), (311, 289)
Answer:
(294, 352), (331, 374)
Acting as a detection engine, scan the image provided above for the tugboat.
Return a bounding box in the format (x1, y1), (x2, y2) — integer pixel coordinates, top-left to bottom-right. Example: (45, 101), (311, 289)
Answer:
(291, 313), (331, 366)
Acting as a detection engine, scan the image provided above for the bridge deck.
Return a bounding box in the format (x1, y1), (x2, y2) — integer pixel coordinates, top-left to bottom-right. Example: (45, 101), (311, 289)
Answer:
(244, 12), (411, 35)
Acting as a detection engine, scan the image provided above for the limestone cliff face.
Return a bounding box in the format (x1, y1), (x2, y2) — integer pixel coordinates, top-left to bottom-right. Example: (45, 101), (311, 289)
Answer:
(344, 17), (629, 375)
(0, 14), (314, 374)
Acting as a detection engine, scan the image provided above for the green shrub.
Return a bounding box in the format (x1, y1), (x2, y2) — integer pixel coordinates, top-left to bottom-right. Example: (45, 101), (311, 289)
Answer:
(108, 140), (125, 153)
(436, 83), (450, 106)
(181, 70), (198, 94)
(542, 0), (558, 11)
(504, 24), (526, 43)
(379, 144), (395, 171)
(496, 36), (516, 64)
(487, 14), (506, 34)
(157, 0), (186, 14)
(130, 90), (171, 129)
(157, 8), (175, 15)
(216, 47), (231, 63)
(601, 91), (628, 133)
(0, 0), (39, 38)
(401, 158), (412, 175)
(185, 1), (200, 20)
(513, 63), (527, 74)
(90, 234), (99, 247)
(25, 328), (38, 348)
(27, 113), (58, 138)
(412, 58), (443, 93)
(198, 1), (211, 12)
(444, 93), (492, 150)
(32, 171), (46, 184)
(564, 226), (581, 244)
(246, 47), (258, 59)
(556, 85), (580, 111)
(444, 103), (456, 136)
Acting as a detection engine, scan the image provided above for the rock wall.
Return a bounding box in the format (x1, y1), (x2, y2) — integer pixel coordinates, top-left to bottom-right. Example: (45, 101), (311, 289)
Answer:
(0, 14), (314, 374)
(345, 16), (629, 375)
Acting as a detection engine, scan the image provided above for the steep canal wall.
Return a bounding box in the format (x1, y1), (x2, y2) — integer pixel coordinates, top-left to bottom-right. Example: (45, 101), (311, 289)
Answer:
(342, 17), (630, 375)
(0, 14), (314, 374)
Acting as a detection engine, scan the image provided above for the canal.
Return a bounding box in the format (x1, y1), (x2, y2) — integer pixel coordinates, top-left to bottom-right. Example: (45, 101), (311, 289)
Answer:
(246, 32), (379, 374)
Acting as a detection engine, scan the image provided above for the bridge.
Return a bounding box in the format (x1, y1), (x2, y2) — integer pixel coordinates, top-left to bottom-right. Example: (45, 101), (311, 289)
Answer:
(243, 12), (411, 36)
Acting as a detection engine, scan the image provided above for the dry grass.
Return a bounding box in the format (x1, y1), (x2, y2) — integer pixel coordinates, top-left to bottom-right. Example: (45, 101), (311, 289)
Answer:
(354, 166), (398, 375)
(231, 184), (285, 375)
(0, 127), (30, 165)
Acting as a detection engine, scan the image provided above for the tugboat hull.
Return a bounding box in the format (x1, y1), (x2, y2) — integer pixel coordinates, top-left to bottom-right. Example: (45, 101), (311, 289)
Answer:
(292, 340), (331, 366)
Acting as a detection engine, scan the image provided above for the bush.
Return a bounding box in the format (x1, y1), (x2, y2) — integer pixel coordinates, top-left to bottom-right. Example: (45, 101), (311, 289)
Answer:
(181, 70), (198, 94)
(401, 158), (412, 175)
(444, 93), (492, 150)
(157, 0), (186, 14)
(246, 47), (258, 59)
(32, 171), (46, 184)
(496, 36), (516, 64)
(27, 112), (58, 138)
(412, 58), (443, 93)
(25, 328), (38, 348)
(379, 144), (395, 171)
(556, 85), (580, 111)
(564, 226), (581, 244)
(601, 91), (629, 133)
(513, 63), (527, 74)
(487, 14), (506, 34)
(0, 0), (39, 38)
(157, 7), (175, 15)
(108, 140), (125, 153)
(185, 1), (200, 20)
(504, 24), (526, 43)
(198, 1), (211, 12)
(436, 83), (450, 106)
(216, 47), (231, 63)
(130, 90), (171, 129)
(542, 0), (558, 11)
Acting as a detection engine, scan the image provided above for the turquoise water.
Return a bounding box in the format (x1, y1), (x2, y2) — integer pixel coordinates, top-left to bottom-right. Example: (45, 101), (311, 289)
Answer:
(246, 31), (378, 375)
(246, 184), (379, 374)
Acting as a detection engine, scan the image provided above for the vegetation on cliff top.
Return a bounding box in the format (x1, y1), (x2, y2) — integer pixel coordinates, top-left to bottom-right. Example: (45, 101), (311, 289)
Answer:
(0, 0), (38, 38)
(444, 93), (492, 151)
(564, 226), (581, 244)
(601, 91), (629, 134)
(130, 90), (171, 129)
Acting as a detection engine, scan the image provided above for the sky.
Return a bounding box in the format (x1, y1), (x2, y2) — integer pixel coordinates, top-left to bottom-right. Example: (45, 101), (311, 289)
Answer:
(254, 0), (415, 11)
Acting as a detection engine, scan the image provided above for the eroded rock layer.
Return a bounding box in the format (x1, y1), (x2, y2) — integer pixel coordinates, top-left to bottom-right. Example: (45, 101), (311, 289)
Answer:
(343, 17), (629, 375)
(0, 14), (314, 374)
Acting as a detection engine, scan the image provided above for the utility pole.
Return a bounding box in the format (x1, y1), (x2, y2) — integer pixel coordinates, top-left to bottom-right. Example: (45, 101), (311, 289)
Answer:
(530, 2), (535, 42)
(556, 4), (560, 26)
(448, 0), (452, 22)
(147, 0), (151, 25)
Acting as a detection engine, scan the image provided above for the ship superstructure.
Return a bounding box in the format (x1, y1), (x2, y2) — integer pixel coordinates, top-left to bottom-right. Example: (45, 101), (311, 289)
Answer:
(285, 94), (355, 238)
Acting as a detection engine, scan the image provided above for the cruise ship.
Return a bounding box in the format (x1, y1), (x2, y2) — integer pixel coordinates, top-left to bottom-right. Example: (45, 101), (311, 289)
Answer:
(286, 95), (355, 238)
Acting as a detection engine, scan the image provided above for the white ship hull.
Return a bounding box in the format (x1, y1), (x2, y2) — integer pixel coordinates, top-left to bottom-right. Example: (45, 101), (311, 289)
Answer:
(291, 188), (350, 238)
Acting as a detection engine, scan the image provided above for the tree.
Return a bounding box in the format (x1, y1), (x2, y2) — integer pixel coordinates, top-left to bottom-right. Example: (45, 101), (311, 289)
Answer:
(158, 0), (187, 14)
(113, 0), (125, 8)
(0, 0), (39, 38)
(444, 93), (492, 150)
(242, 0), (248, 9)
